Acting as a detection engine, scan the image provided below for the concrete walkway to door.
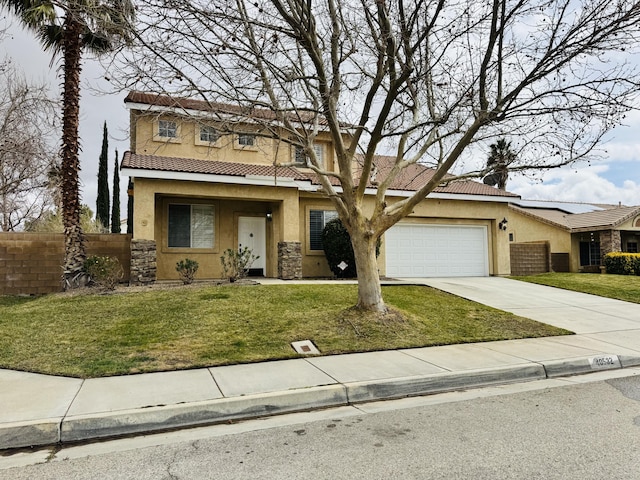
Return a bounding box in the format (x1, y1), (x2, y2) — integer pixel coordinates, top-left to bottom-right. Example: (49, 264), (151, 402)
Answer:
(408, 276), (640, 335)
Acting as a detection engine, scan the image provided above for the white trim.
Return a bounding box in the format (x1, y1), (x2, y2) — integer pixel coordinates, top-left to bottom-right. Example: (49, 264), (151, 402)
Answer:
(122, 167), (515, 202)
(121, 167), (306, 188)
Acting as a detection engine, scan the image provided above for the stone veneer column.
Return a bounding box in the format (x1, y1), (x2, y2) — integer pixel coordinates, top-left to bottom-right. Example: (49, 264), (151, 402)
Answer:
(278, 241), (302, 279)
(600, 230), (621, 257)
(130, 239), (157, 285)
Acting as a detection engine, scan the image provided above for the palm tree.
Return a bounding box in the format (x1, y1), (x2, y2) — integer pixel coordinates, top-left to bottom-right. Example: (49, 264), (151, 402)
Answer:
(2, 0), (134, 288)
(485, 138), (516, 191)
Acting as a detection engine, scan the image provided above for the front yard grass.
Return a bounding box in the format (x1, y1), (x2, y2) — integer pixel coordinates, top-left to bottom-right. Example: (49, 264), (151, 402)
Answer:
(511, 273), (640, 304)
(0, 284), (571, 378)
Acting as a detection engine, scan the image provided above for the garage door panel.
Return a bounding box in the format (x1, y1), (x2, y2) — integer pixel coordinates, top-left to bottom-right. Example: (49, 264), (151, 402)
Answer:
(386, 224), (489, 278)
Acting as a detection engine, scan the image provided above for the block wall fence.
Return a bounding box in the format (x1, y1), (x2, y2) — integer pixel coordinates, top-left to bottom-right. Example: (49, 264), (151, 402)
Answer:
(509, 241), (550, 276)
(0, 233), (132, 295)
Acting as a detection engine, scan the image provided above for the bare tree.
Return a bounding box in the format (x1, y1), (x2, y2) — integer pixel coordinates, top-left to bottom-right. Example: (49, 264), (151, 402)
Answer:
(0, 60), (59, 231)
(116, 0), (640, 313)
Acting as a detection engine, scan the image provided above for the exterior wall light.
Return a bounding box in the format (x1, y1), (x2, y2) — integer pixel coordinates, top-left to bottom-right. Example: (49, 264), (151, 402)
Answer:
(266, 211), (273, 221)
(499, 218), (508, 231)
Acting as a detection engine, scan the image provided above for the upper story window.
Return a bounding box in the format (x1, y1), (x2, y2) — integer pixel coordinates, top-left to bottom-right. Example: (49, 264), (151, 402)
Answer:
(196, 125), (220, 147)
(158, 120), (178, 138)
(294, 143), (325, 168)
(199, 125), (219, 143)
(237, 133), (256, 147)
(154, 118), (181, 143)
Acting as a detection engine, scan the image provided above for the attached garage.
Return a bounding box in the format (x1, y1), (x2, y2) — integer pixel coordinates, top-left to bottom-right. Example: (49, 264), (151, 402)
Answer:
(385, 224), (489, 277)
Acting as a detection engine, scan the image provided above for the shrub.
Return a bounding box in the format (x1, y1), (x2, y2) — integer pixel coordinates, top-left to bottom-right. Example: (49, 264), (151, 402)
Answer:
(84, 256), (124, 290)
(220, 247), (259, 282)
(321, 218), (380, 278)
(603, 252), (640, 275)
(176, 258), (199, 285)
(633, 256), (640, 276)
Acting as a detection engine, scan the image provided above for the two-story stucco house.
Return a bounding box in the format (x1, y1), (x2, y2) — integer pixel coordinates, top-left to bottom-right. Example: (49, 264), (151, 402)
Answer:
(121, 91), (521, 283)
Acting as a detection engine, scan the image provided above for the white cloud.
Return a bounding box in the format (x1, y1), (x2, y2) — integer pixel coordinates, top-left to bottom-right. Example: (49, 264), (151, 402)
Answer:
(509, 165), (640, 206)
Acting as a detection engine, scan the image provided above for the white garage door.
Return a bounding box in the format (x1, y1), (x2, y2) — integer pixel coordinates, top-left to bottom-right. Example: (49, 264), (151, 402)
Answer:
(385, 224), (489, 277)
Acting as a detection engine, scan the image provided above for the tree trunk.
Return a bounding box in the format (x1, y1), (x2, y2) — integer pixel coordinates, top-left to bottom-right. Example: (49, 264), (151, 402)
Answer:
(351, 231), (386, 313)
(61, 18), (87, 289)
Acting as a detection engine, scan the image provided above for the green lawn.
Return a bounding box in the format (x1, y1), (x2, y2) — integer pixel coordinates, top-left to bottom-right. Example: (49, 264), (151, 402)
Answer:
(511, 273), (640, 304)
(0, 284), (571, 378)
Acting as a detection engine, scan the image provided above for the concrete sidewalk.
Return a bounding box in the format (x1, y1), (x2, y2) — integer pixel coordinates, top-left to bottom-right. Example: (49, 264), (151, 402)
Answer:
(2, 277), (640, 450)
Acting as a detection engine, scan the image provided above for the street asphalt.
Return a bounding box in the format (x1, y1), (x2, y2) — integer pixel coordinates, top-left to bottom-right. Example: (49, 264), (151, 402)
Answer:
(2, 277), (639, 450)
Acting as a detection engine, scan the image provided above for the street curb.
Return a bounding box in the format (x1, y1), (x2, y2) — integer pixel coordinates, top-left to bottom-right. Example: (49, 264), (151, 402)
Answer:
(345, 364), (546, 403)
(2, 356), (638, 451)
(619, 354), (640, 368)
(0, 418), (61, 451)
(541, 354), (622, 378)
(61, 384), (348, 443)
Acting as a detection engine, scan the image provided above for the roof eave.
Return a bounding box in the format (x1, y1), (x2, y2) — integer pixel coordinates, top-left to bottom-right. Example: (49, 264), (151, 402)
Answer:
(125, 100), (334, 133)
(123, 167), (516, 202)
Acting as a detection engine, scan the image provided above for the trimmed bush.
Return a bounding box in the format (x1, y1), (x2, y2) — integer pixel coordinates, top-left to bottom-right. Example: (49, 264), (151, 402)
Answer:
(176, 258), (199, 285)
(632, 256), (640, 276)
(220, 247), (259, 282)
(84, 255), (124, 290)
(322, 218), (380, 278)
(603, 252), (640, 275)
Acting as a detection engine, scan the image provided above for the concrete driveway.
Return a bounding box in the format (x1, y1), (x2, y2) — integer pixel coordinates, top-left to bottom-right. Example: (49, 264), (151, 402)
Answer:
(402, 276), (640, 335)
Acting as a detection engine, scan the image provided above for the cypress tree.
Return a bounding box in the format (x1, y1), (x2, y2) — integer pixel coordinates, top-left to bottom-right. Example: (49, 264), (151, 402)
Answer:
(111, 149), (121, 233)
(96, 121), (110, 229)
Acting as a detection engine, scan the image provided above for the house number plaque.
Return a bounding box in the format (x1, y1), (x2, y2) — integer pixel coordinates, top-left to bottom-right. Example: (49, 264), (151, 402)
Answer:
(588, 355), (620, 370)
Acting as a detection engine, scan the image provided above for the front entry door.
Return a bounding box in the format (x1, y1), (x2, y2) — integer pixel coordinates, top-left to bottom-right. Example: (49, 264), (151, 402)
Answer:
(238, 216), (266, 276)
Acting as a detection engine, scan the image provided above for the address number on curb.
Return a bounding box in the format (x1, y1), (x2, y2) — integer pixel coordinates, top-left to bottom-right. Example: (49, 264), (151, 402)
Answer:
(589, 355), (620, 369)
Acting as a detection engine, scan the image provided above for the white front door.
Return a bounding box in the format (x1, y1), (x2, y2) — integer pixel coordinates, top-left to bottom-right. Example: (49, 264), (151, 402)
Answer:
(238, 216), (266, 275)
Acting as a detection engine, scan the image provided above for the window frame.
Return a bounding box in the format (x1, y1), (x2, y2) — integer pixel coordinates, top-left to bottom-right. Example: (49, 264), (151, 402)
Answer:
(579, 240), (601, 266)
(163, 199), (218, 253)
(235, 133), (258, 150)
(195, 124), (221, 147)
(308, 208), (339, 253)
(153, 118), (181, 143)
(293, 143), (325, 168)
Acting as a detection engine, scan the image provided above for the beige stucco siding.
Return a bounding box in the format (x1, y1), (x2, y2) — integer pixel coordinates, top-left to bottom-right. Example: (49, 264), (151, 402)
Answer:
(298, 194), (511, 278)
(508, 209), (576, 270)
(130, 112), (336, 170)
(132, 177), (299, 280)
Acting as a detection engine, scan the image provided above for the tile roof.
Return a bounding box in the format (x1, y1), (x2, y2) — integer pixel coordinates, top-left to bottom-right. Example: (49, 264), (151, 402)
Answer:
(510, 204), (640, 231)
(125, 91), (330, 126)
(121, 152), (308, 180)
(355, 155), (519, 197)
(122, 152), (518, 199)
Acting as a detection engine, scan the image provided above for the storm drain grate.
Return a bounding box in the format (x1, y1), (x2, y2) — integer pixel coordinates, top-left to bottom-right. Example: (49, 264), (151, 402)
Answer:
(291, 340), (321, 355)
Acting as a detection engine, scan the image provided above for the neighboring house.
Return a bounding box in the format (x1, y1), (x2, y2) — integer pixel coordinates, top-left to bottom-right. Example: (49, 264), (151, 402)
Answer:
(120, 91), (519, 283)
(508, 200), (640, 273)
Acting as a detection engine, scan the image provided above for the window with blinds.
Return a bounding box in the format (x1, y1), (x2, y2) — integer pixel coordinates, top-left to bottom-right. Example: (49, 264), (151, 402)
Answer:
(309, 209), (338, 250)
(168, 204), (214, 248)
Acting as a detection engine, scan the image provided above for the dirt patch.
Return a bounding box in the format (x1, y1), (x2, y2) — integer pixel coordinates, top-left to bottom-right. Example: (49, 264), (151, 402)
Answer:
(338, 305), (409, 338)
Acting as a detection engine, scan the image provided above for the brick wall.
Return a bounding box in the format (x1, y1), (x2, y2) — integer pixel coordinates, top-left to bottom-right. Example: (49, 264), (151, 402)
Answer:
(0, 233), (131, 295)
(510, 242), (550, 276)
